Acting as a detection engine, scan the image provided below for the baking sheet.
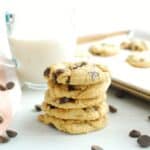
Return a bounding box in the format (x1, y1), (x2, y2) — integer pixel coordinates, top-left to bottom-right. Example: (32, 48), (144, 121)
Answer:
(76, 35), (150, 100)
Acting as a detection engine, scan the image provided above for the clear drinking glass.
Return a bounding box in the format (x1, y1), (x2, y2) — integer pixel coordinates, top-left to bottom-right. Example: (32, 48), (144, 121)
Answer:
(6, 1), (76, 89)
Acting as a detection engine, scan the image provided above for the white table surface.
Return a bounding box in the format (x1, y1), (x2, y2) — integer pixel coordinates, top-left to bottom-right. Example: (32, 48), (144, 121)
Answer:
(0, 87), (150, 150)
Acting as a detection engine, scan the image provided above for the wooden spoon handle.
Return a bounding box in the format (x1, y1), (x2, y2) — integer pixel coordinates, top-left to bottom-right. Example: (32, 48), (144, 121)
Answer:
(77, 30), (129, 44)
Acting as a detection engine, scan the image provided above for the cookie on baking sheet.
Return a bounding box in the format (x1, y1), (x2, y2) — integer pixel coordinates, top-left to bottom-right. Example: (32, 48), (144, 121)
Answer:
(42, 101), (108, 120)
(44, 90), (106, 109)
(89, 43), (120, 56)
(126, 53), (150, 68)
(47, 75), (111, 99)
(38, 114), (108, 134)
(120, 39), (150, 51)
(44, 62), (110, 85)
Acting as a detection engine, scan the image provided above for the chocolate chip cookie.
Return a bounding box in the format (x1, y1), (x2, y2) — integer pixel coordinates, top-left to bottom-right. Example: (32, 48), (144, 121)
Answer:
(39, 61), (110, 134)
(121, 39), (150, 51)
(44, 90), (106, 109)
(47, 74), (111, 99)
(126, 53), (150, 68)
(89, 43), (120, 56)
(44, 62), (110, 85)
(38, 114), (108, 134)
(42, 101), (108, 120)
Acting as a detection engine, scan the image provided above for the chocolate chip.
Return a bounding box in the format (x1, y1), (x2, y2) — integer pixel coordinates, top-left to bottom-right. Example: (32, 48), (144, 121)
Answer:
(49, 105), (56, 109)
(83, 108), (87, 111)
(6, 82), (15, 90)
(52, 72), (57, 82)
(66, 76), (70, 84)
(35, 105), (42, 112)
(129, 130), (141, 138)
(6, 130), (18, 138)
(0, 84), (6, 91)
(0, 116), (4, 124)
(0, 136), (9, 143)
(43, 67), (50, 77)
(109, 105), (117, 113)
(48, 123), (55, 129)
(115, 90), (126, 98)
(59, 97), (75, 104)
(148, 116), (150, 121)
(80, 61), (87, 67)
(55, 69), (65, 76)
(72, 62), (87, 69)
(52, 69), (65, 82)
(68, 85), (75, 91)
(137, 135), (150, 148)
(91, 145), (103, 150)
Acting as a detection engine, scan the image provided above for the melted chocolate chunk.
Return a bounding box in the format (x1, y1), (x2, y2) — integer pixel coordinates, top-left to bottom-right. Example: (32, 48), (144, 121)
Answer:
(52, 69), (65, 82)
(55, 69), (65, 76)
(48, 123), (55, 129)
(68, 85), (75, 91)
(80, 62), (87, 67)
(72, 62), (87, 69)
(6, 82), (15, 90)
(66, 76), (70, 84)
(44, 67), (50, 77)
(49, 105), (56, 109)
(59, 97), (75, 104)
(83, 108), (87, 111)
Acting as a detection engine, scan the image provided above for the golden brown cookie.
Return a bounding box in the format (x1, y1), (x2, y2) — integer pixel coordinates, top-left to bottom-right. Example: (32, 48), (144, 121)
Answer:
(44, 90), (106, 109)
(38, 114), (108, 134)
(126, 54), (150, 68)
(44, 62), (110, 85)
(89, 43), (120, 56)
(47, 74), (111, 99)
(42, 101), (108, 120)
(120, 39), (150, 51)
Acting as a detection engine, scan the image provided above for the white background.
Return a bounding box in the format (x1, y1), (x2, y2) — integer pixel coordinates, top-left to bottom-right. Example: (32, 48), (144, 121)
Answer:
(1, 0), (150, 56)
(1, 0), (150, 35)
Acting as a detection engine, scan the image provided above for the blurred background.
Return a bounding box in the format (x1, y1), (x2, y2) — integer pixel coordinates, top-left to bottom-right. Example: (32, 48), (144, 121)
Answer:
(1, 0), (150, 34)
(1, 0), (150, 55)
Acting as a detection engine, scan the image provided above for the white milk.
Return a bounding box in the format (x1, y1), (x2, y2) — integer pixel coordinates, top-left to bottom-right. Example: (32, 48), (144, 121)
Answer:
(9, 37), (75, 84)
(7, 4), (76, 86)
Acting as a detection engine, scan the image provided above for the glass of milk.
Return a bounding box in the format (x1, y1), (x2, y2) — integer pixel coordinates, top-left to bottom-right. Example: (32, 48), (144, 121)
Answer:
(7, 1), (76, 89)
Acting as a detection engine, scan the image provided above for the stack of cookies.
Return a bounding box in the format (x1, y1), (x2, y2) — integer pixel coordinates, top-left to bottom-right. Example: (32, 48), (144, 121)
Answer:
(38, 62), (111, 134)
